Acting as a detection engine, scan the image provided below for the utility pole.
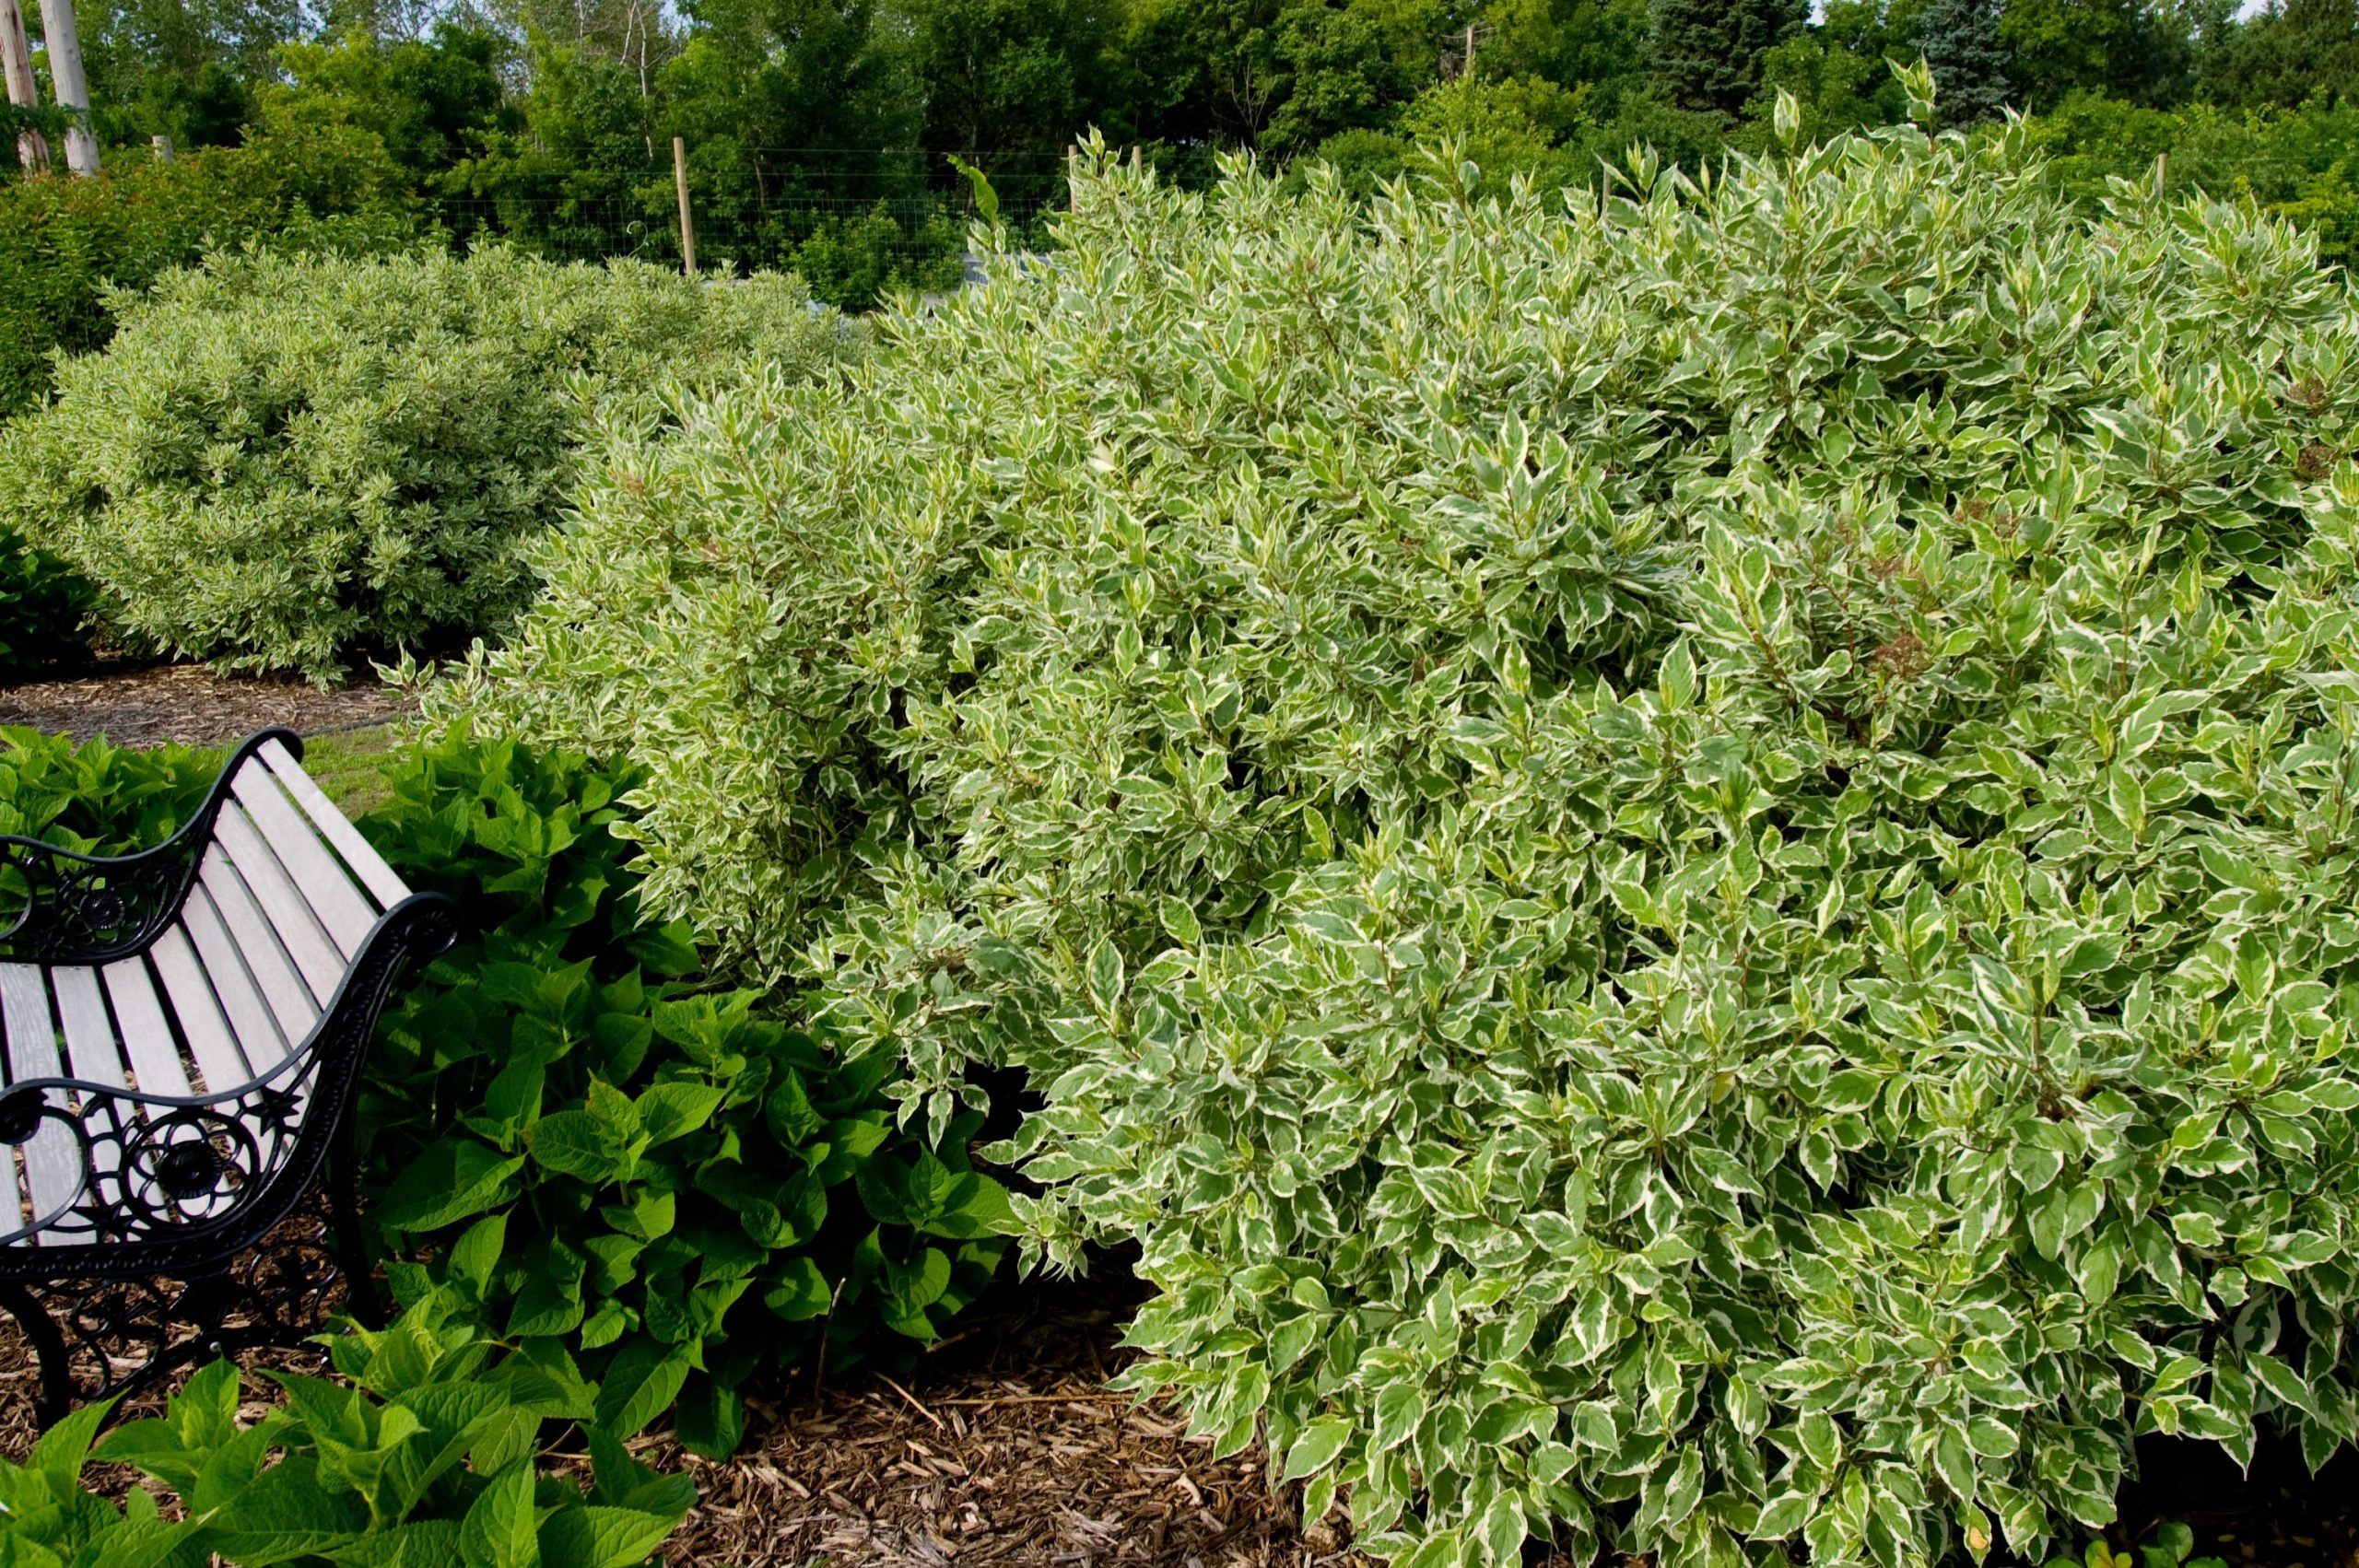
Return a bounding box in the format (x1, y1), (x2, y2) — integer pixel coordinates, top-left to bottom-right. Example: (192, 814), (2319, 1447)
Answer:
(0, 0), (48, 172)
(34, 0), (97, 175)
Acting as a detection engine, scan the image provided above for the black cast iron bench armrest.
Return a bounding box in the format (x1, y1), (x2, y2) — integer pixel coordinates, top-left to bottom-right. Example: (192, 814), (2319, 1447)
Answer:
(0, 728), (306, 965)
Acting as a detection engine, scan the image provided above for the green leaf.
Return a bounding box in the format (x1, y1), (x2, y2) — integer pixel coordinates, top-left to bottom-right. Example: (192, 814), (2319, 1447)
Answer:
(378, 1143), (526, 1233)
(593, 1343), (694, 1439)
(1085, 937), (1124, 1015)
(637, 1082), (727, 1145)
(528, 1111), (623, 1182)
(458, 1462), (540, 1568)
(1282, 1417), (1353, 1480)
(1371, 1383), (1424, 1453)
(536, 1506), (686, 1568)
(1158, 895), (1202, 946)
(450, 1214), (510, 1293)
(673, 1375), (747, 1461)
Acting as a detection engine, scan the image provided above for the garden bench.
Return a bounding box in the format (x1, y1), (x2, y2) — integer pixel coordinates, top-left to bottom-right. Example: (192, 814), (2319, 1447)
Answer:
(0, 728), (453, 1427)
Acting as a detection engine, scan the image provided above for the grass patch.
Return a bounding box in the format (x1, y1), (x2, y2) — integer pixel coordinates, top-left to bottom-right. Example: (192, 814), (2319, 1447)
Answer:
(299, 722), (403, 817)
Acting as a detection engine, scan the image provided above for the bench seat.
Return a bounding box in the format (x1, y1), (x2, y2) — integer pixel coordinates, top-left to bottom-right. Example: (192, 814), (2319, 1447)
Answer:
(0, 729), (453, 1426)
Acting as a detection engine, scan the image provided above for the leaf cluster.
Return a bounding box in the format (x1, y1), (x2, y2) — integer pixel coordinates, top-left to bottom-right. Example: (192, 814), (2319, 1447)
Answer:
(0, 525), (97, 678)
(0, 728), (218, 855)
(357, 728), (1010, 1457)
(0, 1290), (693, 1568)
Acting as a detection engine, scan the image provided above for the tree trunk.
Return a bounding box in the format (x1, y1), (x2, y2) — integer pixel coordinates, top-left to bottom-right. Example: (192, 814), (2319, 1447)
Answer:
(33, 0), (97, 175)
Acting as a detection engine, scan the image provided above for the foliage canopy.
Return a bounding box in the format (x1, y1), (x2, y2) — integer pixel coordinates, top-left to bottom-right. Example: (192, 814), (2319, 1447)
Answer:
(447, 111), (2359, 1568)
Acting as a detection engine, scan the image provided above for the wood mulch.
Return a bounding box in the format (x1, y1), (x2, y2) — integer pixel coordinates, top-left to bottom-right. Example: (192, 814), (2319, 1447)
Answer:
(0, 658), (417, 748)
(641, 1260), (1367, 1567)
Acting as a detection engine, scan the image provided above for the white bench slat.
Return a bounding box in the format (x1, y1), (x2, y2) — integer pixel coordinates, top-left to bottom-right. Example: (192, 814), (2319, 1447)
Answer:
(102, 956), (194, 1100)
(229, 763), (376, 954)
(157, 916), (311, 1200)
(179, 889), (288, 1084)
(214, 804), (348, 997)
(52, 968), (125, 1090)
(1, 964), (80, 1242)
(260, 741), (411, 911)
(52, 968), (126, 1202)
(198, 847), (323, 1044)
(148, 926), (250, 1096)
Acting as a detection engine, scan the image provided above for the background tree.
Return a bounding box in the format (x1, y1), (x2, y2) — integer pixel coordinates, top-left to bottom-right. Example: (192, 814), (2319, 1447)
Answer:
(1998, 0), (2191, 108)
(1260, 0), (1449, 154)
(2201, 0), (2359, 108)
(901, 0), (1121, 161)
(1118, 0), (1286, 171)
(266, 24), (511, 193)
(1477, 0), (1650, 93)
(1915, 0), (2013, 123)
(1648, 0), (1809, 119)
(52, 0), (300, 147)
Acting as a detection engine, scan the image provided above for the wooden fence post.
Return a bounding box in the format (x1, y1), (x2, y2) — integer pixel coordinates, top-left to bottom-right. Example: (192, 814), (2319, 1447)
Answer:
(673, 135), (697, 277)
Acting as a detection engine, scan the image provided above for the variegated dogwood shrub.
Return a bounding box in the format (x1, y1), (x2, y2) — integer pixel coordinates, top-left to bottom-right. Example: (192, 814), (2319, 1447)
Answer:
(438, 91), (2359, 1568)
(0, 247), (853, 682)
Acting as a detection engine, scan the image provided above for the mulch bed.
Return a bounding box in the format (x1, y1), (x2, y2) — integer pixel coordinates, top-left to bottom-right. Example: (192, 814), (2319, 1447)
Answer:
(0, 658), (417, 748)
(640, 1261), (1367, 1567)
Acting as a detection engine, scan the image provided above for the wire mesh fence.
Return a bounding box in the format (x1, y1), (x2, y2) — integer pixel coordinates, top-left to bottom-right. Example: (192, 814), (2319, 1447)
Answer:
(425, 146), (1077, 308)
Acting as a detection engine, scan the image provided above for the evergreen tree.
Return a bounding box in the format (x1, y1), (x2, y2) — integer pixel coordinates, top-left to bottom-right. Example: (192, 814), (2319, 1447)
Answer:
(2202, 0), (2359, 110)
(1916, 0), (2012, 123)
(1649, 0), (1809, 118)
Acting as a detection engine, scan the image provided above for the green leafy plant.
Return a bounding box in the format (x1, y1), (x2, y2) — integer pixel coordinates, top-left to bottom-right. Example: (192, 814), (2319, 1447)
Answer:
(790, 201), (968, 312)
(443, 106), (2359, 1568)
(0, 728), (219, 853)
(0, 246), (850, 682)
(0, 1398), (199, 1567)
(2049, 1521), (2228, 1568)
(0, 526), (94, 678)
(358, 729), (1011, 1457)
(0, 1293), (691, 1568)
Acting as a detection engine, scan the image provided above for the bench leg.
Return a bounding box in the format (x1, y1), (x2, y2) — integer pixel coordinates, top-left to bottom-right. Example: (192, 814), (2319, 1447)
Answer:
(328, 1139), (381, 1329)
(0, 1281), (74, 1430)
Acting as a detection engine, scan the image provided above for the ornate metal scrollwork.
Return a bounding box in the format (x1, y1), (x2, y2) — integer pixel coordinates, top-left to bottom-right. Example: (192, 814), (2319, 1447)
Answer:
(0, 1205), (357, 1421)
(0, 838), (198, 963)
(0, 1066), (314, 1250)
(0, 883), (458, 1428)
